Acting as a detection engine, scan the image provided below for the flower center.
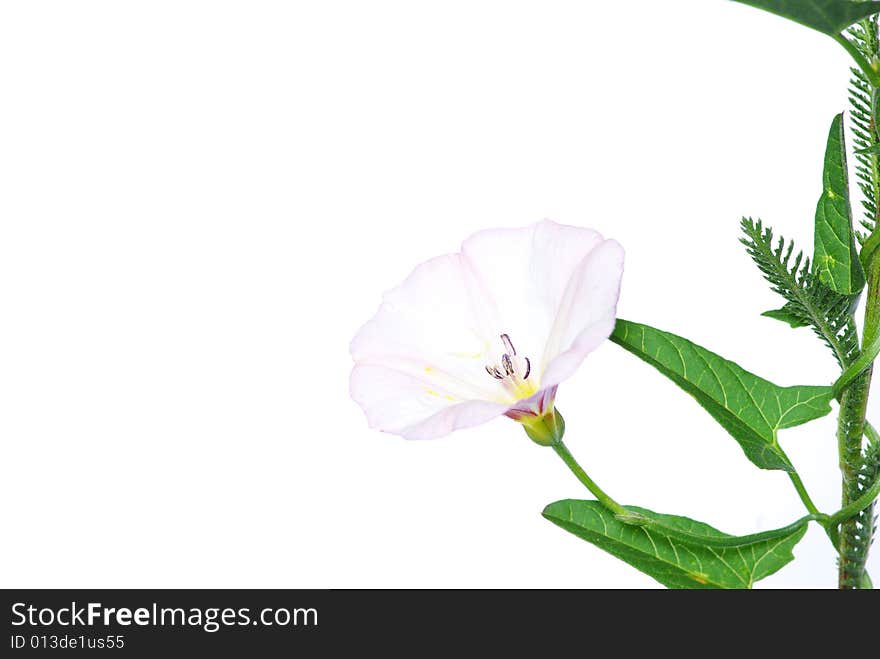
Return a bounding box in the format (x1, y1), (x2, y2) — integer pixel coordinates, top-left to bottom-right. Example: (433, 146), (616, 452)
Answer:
(485, 333), (537, 400)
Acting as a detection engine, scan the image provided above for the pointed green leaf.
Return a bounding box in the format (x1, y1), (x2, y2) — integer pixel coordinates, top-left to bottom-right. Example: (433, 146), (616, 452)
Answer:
(732, 1), (880, 35)
(611, 319), (835, 471)
(762, 306), (810, 327)
(543, 500), (808, 589)
(814, 114), (865, 294)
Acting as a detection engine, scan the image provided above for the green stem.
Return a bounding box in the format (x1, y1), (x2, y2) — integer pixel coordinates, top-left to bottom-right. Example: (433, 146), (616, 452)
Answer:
(551, 439), (627, 517)
(549, 438), (839, 548)
(783, 460), (838, 547)
(831, 18), (880, 589)
(787, 471), (821, 516)
(833, 330), (880, 397)
(837, 260), (880, 588)
(776, 442), (827, 519)
(829, 464), (880, 527)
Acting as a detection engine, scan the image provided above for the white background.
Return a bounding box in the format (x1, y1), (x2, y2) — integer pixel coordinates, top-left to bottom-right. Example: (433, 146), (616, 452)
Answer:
(1, 0), (877, 588)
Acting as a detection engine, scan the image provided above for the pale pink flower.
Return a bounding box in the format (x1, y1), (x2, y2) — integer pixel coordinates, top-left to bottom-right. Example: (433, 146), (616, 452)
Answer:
(350, 220), (624, 440)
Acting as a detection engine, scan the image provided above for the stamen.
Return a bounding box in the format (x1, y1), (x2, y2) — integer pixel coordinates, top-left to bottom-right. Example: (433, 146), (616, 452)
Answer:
(485, 333), (534, 398)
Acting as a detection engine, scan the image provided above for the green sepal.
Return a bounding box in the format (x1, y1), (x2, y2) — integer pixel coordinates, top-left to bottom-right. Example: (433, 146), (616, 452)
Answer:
(519, 409), (565, 447)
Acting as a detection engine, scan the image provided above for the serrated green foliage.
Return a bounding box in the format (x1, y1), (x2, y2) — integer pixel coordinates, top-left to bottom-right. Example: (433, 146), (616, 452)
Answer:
(611, 319), (835, 471)
(762, 306), (811, 327)
(815, 114), (866, 293)
(732, 0), (880, 35)
(847, 19), (880, 239)
(741, 218), (860, 367)
(542, 500), (808, 589)
(856, 143), (880, 156)
(860, 430), (880, 518)
(844, 426), (880, 586)
(839, 13), (880, 590)
(741, 215), (874, 583)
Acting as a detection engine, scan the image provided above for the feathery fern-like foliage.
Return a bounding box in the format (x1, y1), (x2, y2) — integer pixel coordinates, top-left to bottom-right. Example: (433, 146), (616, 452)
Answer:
(859, 433), (879, 540)
(847, 18), (880, 239)
(741, 217), (878, 585)
(840, 429), (880, 588)
(740, 218), (860, 368)
(841, 13), (880, 588)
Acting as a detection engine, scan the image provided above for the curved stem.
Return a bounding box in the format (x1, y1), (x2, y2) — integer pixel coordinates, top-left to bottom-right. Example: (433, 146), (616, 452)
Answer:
(834, 330), (880, 398)
(787, 471), (821, 516)
(549, 438), (841, 550)
(777, 443), (826, 519)
(783, 459), (838, 547)
(551, 439), (627, 516)
(829, 463), (880, 527)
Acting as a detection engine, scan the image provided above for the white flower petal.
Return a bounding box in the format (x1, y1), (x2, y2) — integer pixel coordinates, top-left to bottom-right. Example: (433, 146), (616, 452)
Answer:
(350, 253), (507, 403)
(349, 364), (508, 439)
(540, 239), (625, 389)
(350, 220), (624, 439)
(460, 220), (613, 379)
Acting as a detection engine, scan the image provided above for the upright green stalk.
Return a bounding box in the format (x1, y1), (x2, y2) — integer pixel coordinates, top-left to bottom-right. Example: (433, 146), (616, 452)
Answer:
(837, 364), (873, 588)
(839, 262), (880, 588)
(838, 15), (880, 589)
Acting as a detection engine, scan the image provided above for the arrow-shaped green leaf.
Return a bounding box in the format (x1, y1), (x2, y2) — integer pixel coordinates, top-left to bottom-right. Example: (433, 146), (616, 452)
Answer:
(611, 319), (835, 471)
(814, 113), (865, 294)
(732, 1), (880, 35)
(543, 500), (808, 589)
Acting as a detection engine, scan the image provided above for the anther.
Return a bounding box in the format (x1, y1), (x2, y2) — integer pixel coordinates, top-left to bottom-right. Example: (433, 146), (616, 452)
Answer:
(485, 332), (532, 385)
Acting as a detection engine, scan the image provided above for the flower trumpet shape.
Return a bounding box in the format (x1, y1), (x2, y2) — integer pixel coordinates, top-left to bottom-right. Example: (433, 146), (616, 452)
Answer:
(350, 220), (624, 442)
